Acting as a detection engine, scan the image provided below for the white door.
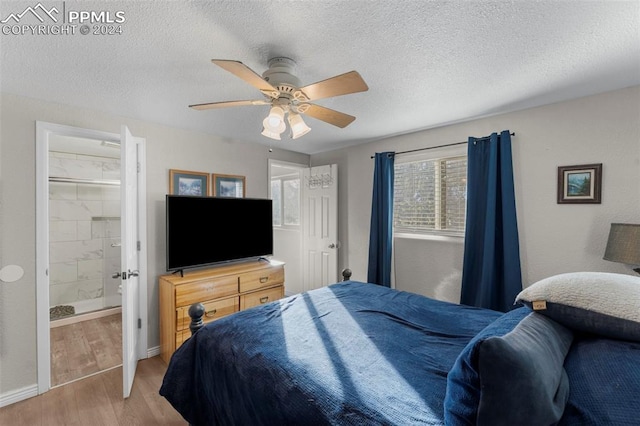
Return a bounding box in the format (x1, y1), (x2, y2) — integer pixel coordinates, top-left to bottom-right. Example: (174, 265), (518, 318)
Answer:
(121, 125), (140, 398)
(302, 164), (338, 291)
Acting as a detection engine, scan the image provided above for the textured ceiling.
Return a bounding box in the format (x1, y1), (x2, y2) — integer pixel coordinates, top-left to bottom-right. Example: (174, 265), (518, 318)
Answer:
(1, 1), (639, 154)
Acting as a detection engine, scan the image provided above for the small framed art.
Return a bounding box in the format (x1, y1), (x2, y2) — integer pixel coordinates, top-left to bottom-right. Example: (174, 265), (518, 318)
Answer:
(169, 169), (209, 196)
(557, 163), (602, 204)
(213, 174), (246, 198)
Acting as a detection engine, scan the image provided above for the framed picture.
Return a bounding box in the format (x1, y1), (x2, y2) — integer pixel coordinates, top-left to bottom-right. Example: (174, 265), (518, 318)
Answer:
(557, 163), (602, 204)
(213, 174), (245, 198)
(169, 169), (209, 196)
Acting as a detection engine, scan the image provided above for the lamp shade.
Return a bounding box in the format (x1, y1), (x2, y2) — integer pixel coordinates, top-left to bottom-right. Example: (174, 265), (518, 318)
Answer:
(264, 106), (286, 132)
(261, 127), (281, 140)
(603, 223), (640, 265)
(288, 113), (311, 139)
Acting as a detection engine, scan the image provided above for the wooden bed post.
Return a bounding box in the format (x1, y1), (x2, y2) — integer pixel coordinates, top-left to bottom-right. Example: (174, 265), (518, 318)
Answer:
(189, 268), (353, 336)
(342, 268), (352, 281)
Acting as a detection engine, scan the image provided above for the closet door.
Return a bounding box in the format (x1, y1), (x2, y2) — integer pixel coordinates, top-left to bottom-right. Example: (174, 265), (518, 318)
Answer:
(302, 164), (338, 291)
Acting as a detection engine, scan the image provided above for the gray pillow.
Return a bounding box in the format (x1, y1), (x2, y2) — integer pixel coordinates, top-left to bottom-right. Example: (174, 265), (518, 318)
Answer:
(516, 272), (640, 342)
(477, 312), (573, 426)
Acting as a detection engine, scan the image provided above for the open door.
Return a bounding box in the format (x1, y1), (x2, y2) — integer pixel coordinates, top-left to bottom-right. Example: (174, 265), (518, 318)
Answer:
(121, 125), (140, 398)
(36, 121), (147, 398)
(302, 164), (338, 291)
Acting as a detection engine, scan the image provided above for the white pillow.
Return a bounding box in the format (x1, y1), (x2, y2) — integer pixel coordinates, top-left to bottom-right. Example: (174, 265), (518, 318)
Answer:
(515, 272), (640, 342)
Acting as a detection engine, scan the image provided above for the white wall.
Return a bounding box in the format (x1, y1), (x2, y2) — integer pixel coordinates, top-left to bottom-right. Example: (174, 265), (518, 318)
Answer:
(0, 93), (309, 397)
(311, 86), (640, 299)
(274, 228), (303, 295)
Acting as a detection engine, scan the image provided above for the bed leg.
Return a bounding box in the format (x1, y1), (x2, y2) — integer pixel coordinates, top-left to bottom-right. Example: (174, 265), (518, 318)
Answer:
(188, 302), (205, 335)
(341, 268), (352, 281)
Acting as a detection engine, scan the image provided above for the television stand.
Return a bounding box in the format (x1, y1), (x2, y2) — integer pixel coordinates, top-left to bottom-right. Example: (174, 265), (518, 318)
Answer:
(158, 259), (285, 364)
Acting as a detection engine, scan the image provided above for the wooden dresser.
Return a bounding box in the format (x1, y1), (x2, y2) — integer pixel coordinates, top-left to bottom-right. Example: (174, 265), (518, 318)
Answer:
(159, 260), (285, 364)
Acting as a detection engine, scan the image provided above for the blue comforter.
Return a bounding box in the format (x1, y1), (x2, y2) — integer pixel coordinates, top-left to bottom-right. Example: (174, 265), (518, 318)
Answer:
(160, 281), (640, 425)
(160, 281), (502, 425)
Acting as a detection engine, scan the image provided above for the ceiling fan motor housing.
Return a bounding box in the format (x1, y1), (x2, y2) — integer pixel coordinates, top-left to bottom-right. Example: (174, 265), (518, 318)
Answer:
(262, 57), (302, 95)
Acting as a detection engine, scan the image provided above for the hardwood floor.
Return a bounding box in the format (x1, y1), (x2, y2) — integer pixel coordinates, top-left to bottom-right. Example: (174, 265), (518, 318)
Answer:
(0, 356), (187, 425)
(50, 313), (123, 387)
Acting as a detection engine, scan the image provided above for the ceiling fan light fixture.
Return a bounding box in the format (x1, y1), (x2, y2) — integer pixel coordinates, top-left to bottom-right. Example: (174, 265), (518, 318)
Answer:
(288, 112), (311, 139)
(265, 106), (285, 130)
(262, 115), (286, 135)
(261, 127), (282, 140)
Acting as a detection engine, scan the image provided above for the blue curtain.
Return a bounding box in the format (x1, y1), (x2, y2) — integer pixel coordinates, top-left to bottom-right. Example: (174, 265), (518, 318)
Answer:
(460, 131), (522, 312)
(367, 152), (395, 287)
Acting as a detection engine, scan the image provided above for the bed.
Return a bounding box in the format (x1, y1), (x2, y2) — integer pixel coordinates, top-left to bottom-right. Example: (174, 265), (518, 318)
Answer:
(160, 272), (640, 425)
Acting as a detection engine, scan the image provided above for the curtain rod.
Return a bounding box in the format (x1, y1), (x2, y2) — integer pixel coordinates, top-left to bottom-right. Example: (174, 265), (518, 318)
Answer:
(370, 132), (515, 158)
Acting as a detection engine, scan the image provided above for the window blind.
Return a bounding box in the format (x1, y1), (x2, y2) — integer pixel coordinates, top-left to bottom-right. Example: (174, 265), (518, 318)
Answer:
(394, 155), (467, 235)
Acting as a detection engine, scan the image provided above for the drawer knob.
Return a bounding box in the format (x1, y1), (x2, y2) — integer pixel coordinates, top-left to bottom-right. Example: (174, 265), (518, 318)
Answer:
(259, 296), (269, 303)
(204, 309), (217, 317)
(259, 276), (269, 283)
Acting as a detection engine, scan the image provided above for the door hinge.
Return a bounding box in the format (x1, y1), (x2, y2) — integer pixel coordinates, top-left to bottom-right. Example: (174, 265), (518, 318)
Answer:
(138, 318), (142, 329)
(137, 241), (141, 251)
(137, 162), (141, 173)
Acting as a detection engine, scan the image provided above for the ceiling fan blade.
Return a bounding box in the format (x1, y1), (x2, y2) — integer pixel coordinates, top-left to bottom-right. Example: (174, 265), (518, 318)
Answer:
(189, 99), (269, 110)
(211, 60), (280, 99)
(299, 104), (356, 128)
(299, 71), (368, 101)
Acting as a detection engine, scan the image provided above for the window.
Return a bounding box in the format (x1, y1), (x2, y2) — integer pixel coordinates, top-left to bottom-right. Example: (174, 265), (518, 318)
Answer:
(271, 176), (300, 227)
(394, 153), (467, 236)
(271, 179), (282, 226)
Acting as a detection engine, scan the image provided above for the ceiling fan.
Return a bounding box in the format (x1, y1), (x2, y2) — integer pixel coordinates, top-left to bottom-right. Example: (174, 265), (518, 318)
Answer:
(189, 57), (369, 140)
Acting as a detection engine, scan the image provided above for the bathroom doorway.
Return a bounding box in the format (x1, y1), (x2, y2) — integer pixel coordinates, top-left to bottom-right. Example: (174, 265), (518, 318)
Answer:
(48, 134), (123, 319)
(47, 133), (124, 386)
(36, 122), (147, 396)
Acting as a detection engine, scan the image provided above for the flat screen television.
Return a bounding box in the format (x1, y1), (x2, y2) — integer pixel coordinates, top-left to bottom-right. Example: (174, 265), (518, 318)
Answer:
(166, 195), (273, 272)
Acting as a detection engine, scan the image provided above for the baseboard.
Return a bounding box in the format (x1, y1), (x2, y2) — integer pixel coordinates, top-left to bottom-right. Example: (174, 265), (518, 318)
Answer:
(0, 384), (38, 408)
(0, 348), (162, 408)
(147, 345), (160, 358)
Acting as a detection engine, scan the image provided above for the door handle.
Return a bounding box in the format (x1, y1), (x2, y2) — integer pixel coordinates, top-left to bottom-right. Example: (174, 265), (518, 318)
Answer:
(114, 269), (139, 280)
(328, 242), (341, 249)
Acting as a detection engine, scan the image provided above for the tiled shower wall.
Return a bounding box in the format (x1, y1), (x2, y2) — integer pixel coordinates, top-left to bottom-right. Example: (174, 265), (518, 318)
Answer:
(49, 151), (121, 311)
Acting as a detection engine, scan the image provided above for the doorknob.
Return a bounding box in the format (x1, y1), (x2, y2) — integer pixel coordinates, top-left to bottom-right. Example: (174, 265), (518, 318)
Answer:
(328, 242), (341, 249)
(113, 270), (139, 279)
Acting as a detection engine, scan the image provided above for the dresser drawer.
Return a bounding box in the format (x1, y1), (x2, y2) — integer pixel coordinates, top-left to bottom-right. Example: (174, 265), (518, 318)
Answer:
(176, 296), (239, 331)
(239, 266), (284, 293)
(175, 276), (238, 307)
(240, 285), (284, 310)
(176, 329), (190, 350)
(160, 260), (285, 365)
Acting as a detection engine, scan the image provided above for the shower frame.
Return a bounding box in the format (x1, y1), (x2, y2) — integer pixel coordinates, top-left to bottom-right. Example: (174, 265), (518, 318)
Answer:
(48, 152), (123, 318)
